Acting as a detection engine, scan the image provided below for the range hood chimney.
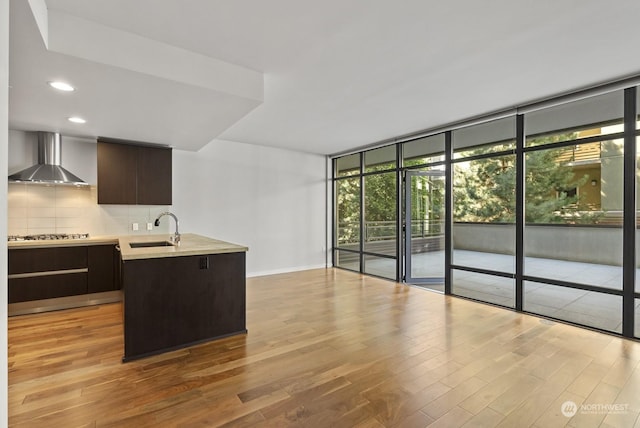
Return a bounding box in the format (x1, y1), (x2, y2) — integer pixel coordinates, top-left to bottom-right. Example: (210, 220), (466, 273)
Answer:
(8, 132), (88, 186)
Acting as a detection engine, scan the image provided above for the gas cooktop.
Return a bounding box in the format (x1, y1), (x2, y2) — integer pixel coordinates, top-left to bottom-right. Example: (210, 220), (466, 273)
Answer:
(8, 233), (90, 242)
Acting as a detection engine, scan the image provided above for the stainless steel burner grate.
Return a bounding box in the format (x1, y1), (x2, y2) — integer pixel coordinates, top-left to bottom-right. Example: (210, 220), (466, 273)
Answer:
(8, 233), (90, 242)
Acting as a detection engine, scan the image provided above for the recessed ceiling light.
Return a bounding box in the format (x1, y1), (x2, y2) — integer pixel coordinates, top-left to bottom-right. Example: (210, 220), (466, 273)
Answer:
(48, 81), (75, 92)
(68, 117), (86, 124)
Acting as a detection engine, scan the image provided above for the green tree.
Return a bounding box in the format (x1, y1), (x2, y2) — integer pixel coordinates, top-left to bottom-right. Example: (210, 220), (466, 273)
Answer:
(409, 173), (445, 237)
(336, 177), (360, 244)
(524, 148), (589, 223)
(453, 155), (516, 222)
(454, 134), (599, 224)
(364, 173), (396, 221)
(363, 173), (397, 241)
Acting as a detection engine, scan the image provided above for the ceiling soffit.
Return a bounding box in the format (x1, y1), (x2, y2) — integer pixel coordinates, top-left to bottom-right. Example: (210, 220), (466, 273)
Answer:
(11, 1), (263, 151)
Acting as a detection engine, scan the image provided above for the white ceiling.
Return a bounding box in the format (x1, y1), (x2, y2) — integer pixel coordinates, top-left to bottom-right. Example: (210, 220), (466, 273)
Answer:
(9, 0), (640, 154)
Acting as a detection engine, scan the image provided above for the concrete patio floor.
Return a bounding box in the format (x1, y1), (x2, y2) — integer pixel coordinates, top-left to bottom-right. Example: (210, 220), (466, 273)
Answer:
(346, 250), (640, 337)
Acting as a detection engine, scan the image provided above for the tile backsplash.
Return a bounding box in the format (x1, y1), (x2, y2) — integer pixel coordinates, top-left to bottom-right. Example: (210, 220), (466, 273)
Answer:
(8, 183), (170, 237)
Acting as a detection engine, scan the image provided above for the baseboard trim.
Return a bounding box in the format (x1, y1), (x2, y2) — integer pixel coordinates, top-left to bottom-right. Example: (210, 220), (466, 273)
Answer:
(247, 264), (328, 278)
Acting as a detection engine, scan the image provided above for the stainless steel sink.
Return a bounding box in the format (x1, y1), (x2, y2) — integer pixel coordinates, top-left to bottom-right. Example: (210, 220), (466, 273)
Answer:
(129, 241), (175, 248)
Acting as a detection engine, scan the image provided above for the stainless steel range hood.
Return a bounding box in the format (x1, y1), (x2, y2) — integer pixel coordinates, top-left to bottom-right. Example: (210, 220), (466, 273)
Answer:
(8, 132), (88, 186)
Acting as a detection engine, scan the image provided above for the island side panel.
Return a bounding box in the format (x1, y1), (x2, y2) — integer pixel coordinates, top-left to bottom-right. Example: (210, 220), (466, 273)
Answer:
(122, 251), (246, 361)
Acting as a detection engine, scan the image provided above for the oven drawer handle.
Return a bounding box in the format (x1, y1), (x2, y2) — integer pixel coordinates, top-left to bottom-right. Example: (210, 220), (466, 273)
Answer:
(8, 268), (89, 279)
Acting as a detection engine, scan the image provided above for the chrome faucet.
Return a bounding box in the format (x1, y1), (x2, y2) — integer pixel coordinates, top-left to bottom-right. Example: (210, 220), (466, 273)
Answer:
(154, 211), (180, 245)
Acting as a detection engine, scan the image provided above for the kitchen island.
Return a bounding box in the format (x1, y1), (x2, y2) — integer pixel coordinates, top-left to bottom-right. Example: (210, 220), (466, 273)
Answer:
(119, 233), (248, 362)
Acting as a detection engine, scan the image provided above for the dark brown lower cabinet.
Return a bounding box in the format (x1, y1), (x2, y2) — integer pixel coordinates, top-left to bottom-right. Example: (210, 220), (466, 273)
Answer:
(9, 273), (88, 303)
(88, 245), (119, 293)
(8, 244), (120, 304)
(122, 252), (246, 362)
(9, 246), (87, 273)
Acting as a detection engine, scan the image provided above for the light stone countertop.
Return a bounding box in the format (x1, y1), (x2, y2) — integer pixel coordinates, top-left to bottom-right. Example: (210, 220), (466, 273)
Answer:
(8, 233), (248, 261)
(118, 233), (248, 261)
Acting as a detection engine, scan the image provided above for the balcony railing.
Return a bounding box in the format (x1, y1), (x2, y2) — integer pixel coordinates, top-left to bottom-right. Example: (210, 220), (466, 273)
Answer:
(557, 141), (602, 164)
(337, 219), (444, 245)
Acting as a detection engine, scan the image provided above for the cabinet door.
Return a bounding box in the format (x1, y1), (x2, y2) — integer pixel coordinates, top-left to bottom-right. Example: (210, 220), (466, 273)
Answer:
(9, 273), (88, 303)
(137, 146), (172, 205)
(9, 247), (87, 274)
(97, 142), (137, 204)
(208, 252), (246, 337)
(88, 245), (118, 293)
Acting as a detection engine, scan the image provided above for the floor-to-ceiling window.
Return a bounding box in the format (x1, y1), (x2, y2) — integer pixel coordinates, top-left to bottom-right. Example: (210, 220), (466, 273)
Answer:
(362, 146), (398, 280)
(334, 154), (361, 272)
(333, 148), (399, 280)
(451, 117), (516, 307)
(523, 90), (625, 333)
(332, 83), (640, 339)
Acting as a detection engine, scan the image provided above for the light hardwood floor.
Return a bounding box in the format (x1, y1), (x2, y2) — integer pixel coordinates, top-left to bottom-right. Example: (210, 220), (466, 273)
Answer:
(8, 268), (640, 427)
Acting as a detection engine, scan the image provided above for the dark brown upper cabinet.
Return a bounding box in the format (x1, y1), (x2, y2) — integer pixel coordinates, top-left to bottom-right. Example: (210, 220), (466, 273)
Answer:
(97, 139), (172, 205)
(97, 141), (137, 204)
(136, 144), (172, 205)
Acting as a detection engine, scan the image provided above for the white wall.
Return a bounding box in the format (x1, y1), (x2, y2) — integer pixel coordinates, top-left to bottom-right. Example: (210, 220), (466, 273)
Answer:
(1, 0), (9, 421)
(173, 139), (328, 277)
